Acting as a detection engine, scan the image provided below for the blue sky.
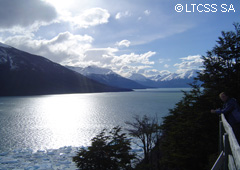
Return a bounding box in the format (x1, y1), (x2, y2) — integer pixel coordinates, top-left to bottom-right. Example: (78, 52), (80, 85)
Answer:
(0, 0), (239, 77)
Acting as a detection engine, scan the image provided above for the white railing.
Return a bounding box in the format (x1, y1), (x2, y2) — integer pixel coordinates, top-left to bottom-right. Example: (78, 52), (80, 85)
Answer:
(211, 114), (240, 170)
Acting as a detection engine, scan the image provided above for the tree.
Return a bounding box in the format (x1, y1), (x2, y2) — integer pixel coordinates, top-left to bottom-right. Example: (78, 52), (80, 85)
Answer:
(198, 22), (240, 103)
(73, 126), (136, 170)
(125, 115), (161, 169)
(159, 86), (218, 170)
(158, 23), (240, 170)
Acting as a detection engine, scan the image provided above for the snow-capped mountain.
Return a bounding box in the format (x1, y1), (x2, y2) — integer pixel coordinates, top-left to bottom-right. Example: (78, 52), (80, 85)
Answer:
(149, 70), (198, 82)
(128, 70), (199, 88)
(67, 65), (199, 88)
(66, 66), (147, 89)
(0, 43), (130, 96)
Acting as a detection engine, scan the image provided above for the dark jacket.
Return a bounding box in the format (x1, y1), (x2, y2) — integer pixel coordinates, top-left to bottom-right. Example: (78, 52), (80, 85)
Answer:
(215, 98), (240, 126)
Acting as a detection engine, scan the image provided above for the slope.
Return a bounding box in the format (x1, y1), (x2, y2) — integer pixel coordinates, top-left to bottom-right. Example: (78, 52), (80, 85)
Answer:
(0, 44), (131, 96)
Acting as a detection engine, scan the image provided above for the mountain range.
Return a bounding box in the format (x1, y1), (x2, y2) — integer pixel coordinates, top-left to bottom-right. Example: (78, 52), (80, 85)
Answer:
(0, 42), (199, 96)
(67, 65), (199, 89)
(129, 70), (198, 88)
(0, 43), (131, 96)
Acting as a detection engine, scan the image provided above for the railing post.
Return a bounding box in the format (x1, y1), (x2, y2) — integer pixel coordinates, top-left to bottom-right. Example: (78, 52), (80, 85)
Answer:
(219, 119), (224, 170)
(223, 133), (230, 170)
(219, 119), (224, 153)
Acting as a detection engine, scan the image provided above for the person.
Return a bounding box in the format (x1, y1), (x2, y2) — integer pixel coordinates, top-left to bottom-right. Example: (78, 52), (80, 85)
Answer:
(211, 92), (240, 144)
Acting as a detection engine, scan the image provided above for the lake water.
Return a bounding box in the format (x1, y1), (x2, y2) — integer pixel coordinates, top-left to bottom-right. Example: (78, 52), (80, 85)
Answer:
(0, 88), (189, 153)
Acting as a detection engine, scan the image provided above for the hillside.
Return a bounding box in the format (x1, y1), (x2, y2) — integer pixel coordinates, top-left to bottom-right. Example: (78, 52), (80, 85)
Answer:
(0, 43), (131, 96)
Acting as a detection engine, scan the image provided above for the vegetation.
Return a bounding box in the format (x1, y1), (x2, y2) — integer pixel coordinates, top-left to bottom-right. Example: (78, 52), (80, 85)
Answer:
(73, 126), (136, 170)
(157, 23), (240, 170)
(126, 115), (161, 169)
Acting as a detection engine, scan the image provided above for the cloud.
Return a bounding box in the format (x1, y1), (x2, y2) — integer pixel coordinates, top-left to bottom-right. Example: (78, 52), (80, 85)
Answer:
(66, 8), (110, 28)
(81, 48), (156, 76)
(3, 32), (156, 76)
(144, 10), (151, 16)
(82, 49), (156, 76)
(83, 47), (118, 66)
(118, 65), (152, 77)
(143, 69), (172, 78)
(144, 69), (161, 76)
(0, 0), (57, 29)
(164, 64), (170, 68)
(112, 51), (155, 66)
(116, 40), (131, 47)
(159, 58), (171, 64)
(4, 32), (93, 64)
(180, 55), (203, 61)
(115, 11), (131, 20)
(107, 51), (155, 76)
(174, 55), (203, 72)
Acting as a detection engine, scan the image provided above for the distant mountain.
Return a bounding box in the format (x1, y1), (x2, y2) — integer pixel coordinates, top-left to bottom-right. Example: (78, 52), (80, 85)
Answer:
(128, 73), (157, 88)
(0, 43), (131, 96)
(149, 70), (198, 81)
(67, 65), (200, 89)
(66, 66), (148, 89)
(128, 70), (199, 88)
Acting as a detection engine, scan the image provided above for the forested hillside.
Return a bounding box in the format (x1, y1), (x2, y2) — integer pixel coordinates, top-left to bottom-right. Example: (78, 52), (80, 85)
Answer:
(156, 23), (240, 170)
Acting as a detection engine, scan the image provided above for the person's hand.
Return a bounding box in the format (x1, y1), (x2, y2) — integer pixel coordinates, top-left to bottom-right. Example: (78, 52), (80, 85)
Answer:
(211, 109), (216, 113)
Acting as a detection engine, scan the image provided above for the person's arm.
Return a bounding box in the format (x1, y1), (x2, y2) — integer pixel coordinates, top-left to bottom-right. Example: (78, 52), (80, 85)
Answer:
(215, 99), (235, 114)
(211, 109), (220, 114)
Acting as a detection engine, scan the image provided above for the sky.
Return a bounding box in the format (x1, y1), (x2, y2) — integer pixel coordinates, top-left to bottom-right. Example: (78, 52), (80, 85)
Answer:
(0, 0), (239, 77)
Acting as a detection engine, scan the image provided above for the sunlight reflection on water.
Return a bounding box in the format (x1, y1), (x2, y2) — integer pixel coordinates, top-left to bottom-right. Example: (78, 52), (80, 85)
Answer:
(0, 89), (187, 152)
(35, 94), (109, 150)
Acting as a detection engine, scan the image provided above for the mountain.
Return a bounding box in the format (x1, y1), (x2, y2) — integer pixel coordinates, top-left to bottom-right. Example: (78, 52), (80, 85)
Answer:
(67, 65), (199, 89)
(0, 43), (131, 96)
(128, 73), (157, 88)
(149, 70), (198, 81)
(66, 66), (148, 89)
(128, 70), (199, 88)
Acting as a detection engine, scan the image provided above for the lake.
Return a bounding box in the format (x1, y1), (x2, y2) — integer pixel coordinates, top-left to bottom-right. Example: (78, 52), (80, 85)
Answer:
(0, 88), (189, 153)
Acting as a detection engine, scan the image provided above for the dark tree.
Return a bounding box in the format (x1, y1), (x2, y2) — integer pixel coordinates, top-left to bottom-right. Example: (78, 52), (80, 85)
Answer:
(198, 22), (240, 103)
(126, 115), (161, 169)
(73, 126), (136, 170)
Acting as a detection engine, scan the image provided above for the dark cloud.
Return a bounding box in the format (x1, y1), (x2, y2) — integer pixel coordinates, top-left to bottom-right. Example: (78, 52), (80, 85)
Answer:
(0, 0), (57, 28)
